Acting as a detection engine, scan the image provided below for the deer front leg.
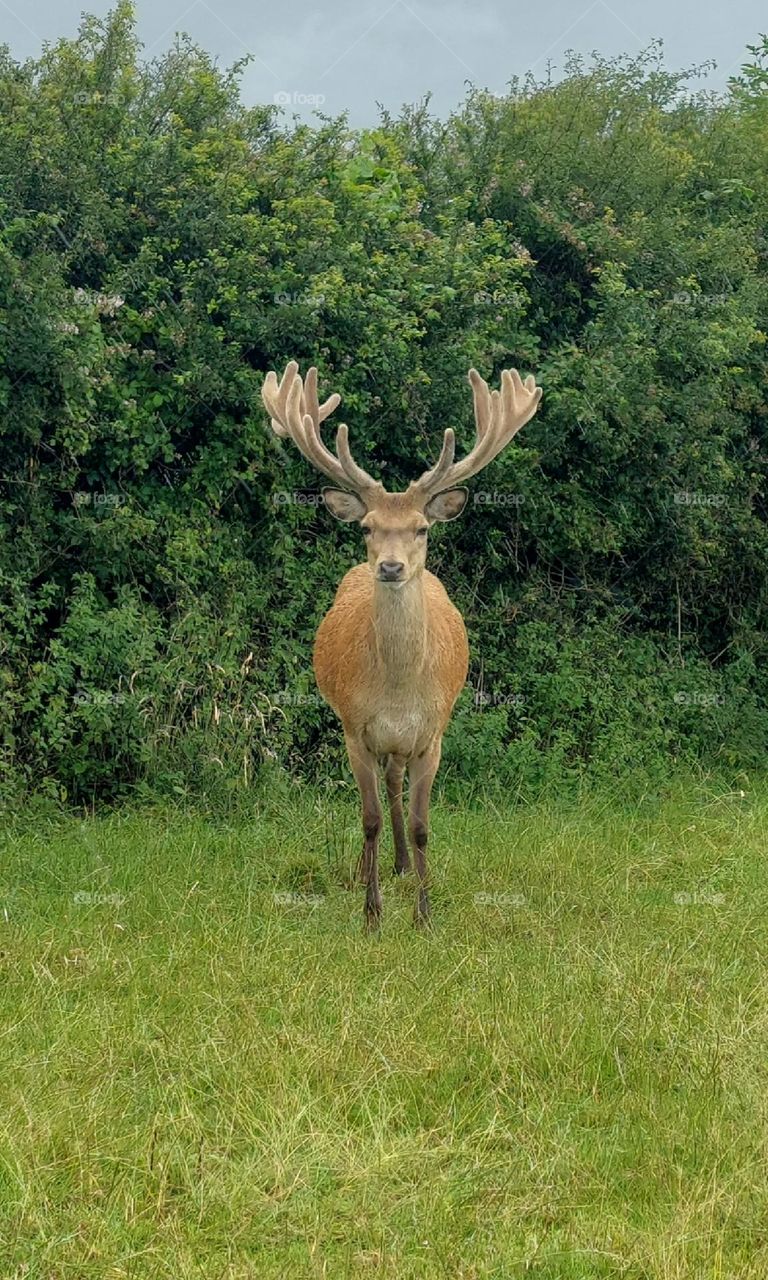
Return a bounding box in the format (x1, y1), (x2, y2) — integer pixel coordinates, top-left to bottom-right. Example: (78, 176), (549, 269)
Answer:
(385, 754), (410, 876)
(408, 738), (442, 926)
(345, 735), (383, 928)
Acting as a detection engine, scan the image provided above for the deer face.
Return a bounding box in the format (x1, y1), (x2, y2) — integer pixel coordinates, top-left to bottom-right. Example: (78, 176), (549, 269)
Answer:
(322, 489), (468, 587)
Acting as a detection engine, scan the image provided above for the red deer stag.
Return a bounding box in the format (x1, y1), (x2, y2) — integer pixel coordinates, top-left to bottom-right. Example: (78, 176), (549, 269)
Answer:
(261, 361), (542, 926)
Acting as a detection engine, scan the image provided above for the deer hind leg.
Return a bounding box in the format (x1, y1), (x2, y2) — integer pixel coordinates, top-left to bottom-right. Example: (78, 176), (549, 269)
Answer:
(345, 735), (383, 928)
(408, 738), (442, 926)
(385, 754), (410, 876)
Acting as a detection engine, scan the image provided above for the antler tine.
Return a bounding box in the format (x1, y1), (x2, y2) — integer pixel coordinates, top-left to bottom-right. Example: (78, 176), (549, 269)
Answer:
(411, 428), (456, 492)
(261, 361), (380, 496)
(470, 368), (493, 440)
(304, 365), (341, 426)
(336, 423), (380, 491)
(261, 360), (297, 438)
(410, 366), (542, 499)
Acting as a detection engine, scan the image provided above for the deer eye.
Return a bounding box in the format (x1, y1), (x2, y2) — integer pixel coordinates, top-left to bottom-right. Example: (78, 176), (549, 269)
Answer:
(361, 525), (372, 536)
(416, 527), (428, 537)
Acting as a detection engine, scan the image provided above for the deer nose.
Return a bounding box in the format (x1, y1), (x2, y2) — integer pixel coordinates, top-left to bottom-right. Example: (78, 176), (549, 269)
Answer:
(378, 560), (405, 582)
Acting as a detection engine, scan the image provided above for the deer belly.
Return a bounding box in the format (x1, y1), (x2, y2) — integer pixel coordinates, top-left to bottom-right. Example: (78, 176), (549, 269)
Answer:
(362, 703), (434, 758)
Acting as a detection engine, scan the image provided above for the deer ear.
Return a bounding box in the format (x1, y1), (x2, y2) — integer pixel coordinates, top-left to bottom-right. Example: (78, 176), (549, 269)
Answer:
(322, 488), (368, 522)
(425, 488), (469, 522)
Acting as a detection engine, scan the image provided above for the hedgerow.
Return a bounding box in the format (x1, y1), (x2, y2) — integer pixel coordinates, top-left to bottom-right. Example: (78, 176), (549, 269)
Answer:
(1, 6), (767, 803)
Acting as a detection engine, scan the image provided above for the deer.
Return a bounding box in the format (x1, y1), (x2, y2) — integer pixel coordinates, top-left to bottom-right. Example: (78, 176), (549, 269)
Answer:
(261, 360), (542, 927)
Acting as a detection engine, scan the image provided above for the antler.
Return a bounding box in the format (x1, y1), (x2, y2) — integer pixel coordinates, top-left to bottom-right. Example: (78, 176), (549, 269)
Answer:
(261, 361), (382, 497)
(409, 367), (542, 499)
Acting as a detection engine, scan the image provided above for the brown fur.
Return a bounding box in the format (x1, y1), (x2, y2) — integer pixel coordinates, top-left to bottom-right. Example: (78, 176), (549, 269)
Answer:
(314, 563), (469, 759)
(261, 360), (542, 927)
(311, 490), (470, 928)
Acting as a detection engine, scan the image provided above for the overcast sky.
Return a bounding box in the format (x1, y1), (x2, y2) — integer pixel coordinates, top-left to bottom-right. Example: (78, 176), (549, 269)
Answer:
(2, 0), (765, 123)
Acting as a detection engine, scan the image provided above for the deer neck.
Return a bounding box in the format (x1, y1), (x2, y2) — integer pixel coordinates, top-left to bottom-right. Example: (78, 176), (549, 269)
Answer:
(371, 574), (428, 684)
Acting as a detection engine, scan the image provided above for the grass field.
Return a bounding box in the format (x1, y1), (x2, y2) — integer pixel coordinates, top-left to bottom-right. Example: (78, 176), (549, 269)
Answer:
(1, 782), (767, 1278)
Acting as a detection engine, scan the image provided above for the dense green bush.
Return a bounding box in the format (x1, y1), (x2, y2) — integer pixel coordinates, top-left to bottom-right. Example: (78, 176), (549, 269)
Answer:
(1, 6), (767, 803)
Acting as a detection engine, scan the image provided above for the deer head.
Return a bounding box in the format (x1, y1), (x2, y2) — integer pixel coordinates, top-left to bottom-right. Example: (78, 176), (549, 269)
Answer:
(261, 361), (542, 587)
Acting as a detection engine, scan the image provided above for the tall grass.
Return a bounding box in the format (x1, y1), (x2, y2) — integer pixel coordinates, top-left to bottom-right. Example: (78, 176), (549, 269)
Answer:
(1, 783), (767, 1276)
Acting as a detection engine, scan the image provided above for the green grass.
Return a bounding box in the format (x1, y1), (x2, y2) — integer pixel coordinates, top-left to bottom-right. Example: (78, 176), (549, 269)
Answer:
(1, 782), (768, 1278)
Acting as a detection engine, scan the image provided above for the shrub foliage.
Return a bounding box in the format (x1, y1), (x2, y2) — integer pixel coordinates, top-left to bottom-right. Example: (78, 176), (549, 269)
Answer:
(1, 6), (767, 801)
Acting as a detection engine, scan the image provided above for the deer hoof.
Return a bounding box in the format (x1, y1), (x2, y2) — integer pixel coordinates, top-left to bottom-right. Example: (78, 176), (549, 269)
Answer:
(364, 889), (382, 930)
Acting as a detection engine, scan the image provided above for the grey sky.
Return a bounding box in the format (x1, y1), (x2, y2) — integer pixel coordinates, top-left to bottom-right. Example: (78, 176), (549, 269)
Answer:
(2, 0), (764, 123)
